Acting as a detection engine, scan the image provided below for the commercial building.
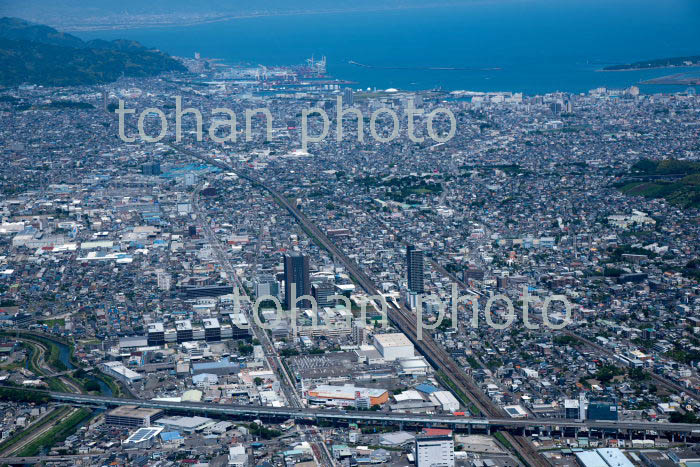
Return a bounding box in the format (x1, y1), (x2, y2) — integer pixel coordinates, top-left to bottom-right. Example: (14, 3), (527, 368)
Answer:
(575, 451), (609, 467)
(343, 87), (354, 106)
(415, 434), (454, 467)
(306, 384), (389, 408)
(596, 448), (635, 467)
(373, 333), (414, 361)
(284, 252), (310, 308)
(105, 406), (163, 428)
(462, 267), (485, 281)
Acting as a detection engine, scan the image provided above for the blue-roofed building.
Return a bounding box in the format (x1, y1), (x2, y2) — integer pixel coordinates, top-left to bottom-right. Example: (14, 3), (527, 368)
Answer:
(415, 383), (439, 394)
(160, 431), (183, 443)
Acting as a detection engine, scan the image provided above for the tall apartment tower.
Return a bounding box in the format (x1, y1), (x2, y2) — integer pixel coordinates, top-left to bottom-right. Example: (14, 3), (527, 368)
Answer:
(343, 87), (354, 106)
(284, 252), (310, 309)
(406, 245), (424, 294)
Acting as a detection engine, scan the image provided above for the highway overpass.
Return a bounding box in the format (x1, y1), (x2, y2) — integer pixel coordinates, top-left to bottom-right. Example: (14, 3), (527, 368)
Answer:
(46, 390), (700, 434)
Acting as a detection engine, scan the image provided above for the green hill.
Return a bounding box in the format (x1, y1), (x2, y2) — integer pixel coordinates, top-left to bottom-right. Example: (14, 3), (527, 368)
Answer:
(0, 17), (185, 86)
(618, 159), (700, 209)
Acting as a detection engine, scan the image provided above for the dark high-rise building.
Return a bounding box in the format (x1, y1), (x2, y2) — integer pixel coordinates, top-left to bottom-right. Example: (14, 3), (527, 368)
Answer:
(284, 252), (310, 308)
(203, 318), (221, 342)
(147, 323), (165, 346)
(175, 319), (193, 343)
(141, 162), (161, 176)
(497, 276), (509, 289)
(406, 245), (424, 294)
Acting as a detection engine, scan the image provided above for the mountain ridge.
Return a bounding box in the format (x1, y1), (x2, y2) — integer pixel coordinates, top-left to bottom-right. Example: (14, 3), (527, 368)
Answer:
(0, 17), (185, 86)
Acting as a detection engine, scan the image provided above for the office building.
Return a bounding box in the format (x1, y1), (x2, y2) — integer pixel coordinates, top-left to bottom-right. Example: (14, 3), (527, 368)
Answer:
(255, 274), (279, 298)
(564, 399), (580, 419)
(406, 245), (424, 294)
(203, 318), (221, 342)
(415, 434), (454, 467)
(176, 319), (193, 343)
(229, 313), (251, 339)
(147, 322), (165, 346)
(284, 252), (310, 308)
(311, 282), (334, 308)
(587, 398), (618, 421)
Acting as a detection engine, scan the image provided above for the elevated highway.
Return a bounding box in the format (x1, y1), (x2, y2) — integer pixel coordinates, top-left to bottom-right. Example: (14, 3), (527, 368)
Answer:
(33, 389), (700, 434)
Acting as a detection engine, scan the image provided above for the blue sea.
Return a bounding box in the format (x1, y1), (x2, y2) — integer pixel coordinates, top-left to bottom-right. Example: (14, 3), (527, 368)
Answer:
(77, 0), (700, 95)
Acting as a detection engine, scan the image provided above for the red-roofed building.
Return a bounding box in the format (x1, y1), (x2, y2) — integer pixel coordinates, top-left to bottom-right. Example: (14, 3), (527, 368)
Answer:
(422, 428), (452, 436)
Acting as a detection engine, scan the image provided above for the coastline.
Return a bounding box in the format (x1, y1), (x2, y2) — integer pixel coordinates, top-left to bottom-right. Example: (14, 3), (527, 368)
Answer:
(51, 3), (487, 32)
(598, 64), (700, 72)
